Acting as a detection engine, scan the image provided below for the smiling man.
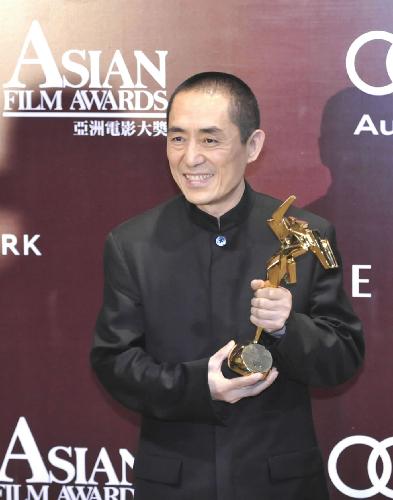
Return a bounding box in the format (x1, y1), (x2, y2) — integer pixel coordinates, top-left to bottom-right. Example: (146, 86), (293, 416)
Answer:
(167, 88), (264, 217)
(91, 72), (364, 500)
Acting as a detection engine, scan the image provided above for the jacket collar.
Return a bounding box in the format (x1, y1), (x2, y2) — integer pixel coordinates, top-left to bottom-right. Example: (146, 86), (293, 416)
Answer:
(186, 182), (254, 232)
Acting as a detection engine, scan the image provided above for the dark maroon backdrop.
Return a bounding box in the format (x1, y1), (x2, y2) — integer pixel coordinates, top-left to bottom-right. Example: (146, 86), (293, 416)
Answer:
(1, 1), (392, 499)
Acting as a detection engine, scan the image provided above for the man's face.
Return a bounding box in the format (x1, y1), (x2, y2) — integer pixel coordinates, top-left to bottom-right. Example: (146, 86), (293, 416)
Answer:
(167, 89), (263, 217)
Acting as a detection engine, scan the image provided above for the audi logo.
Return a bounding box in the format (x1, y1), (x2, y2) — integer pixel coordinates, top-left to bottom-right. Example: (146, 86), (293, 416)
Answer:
(346, 31), (393, 95)
(328, 435), (393, 498)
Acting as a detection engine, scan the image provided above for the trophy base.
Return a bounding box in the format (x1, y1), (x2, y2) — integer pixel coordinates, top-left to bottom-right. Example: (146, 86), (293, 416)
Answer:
(228, 342), (273, 378)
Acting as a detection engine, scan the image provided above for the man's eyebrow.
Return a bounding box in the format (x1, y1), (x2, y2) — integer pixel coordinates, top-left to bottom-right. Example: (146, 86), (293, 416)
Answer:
(167, 126), (185, 133)
(167, 126), (224, 134)
(200, 126), (223, 135)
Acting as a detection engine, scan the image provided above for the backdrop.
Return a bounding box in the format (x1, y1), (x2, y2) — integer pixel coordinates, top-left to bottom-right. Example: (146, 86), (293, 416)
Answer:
(0, 1), (392, 499)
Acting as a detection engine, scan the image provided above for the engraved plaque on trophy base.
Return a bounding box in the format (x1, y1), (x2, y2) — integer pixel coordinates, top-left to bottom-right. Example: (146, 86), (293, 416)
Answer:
(228, 342), (272, 378)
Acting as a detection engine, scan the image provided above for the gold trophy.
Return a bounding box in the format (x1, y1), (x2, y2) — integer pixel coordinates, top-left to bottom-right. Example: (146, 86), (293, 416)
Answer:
(228, 195), (339, 377)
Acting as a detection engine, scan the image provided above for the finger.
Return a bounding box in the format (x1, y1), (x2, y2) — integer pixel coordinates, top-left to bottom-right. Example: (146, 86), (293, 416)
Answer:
(224, 371), (265, 390)
(264, 367), (279, 384)
(254, 287), (284, 300)
(250, 307), (282, 320)
(250, 315), (284, 331)
(227, 368), (279, 402)
(250, 279), (266, 291)
(210, 340), (236, 369)
(251, 297), (279, 310)
(244, 368), (279, 397)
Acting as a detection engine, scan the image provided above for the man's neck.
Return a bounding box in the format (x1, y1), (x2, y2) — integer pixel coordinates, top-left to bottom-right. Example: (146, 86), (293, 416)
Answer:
(196, 180), (246, 219)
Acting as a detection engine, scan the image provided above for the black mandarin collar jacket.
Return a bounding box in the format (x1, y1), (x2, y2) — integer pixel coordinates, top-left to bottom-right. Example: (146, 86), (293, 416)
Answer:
(186, 182), (252, 232)
(91, 184), (364, 500)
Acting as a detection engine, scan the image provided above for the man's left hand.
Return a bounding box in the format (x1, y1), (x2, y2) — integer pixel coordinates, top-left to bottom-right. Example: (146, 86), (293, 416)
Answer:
(250, 279), (292, 332)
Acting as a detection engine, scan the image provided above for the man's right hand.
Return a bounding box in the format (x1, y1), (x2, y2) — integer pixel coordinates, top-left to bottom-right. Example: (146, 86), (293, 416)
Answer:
(208, 340), (279, 404)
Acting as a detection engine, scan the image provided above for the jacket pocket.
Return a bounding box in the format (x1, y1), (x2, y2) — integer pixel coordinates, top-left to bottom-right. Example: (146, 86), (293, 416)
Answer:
(268, 447), (323, 481)
(134, 453), (182, 485)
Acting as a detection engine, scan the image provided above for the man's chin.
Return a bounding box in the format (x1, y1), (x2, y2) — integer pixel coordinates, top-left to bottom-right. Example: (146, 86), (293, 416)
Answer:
(183, 192), (213, 206)
(178, 183), (213, 202)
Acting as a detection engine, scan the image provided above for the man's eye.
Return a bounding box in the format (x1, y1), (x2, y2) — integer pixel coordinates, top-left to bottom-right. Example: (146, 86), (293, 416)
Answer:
(204, 137), (218, 144)
(171, 136), (184, 143)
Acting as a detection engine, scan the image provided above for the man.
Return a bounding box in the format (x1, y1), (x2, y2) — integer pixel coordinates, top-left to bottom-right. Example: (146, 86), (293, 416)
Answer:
(91, 72), (364, 500)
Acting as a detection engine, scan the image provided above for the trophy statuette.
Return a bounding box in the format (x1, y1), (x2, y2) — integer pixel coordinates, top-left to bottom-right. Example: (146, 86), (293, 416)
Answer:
(228, 195), (339, 378)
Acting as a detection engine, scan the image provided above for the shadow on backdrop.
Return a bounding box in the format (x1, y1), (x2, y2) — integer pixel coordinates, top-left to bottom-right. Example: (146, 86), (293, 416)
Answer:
(307, 87), (393, 496)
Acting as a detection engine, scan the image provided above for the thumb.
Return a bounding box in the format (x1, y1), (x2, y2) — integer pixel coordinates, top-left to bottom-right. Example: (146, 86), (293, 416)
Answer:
(211, 340), (236, 369)
(251, 279), (266, 291)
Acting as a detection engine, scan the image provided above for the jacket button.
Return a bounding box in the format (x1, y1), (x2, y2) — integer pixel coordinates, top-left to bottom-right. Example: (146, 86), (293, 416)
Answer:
(215, 235), (227, 247)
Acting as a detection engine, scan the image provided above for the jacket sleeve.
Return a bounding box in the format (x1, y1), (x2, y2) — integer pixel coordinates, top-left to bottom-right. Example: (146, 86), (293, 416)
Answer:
(90, 232), (222, 423)
(271, 224), (365, 387)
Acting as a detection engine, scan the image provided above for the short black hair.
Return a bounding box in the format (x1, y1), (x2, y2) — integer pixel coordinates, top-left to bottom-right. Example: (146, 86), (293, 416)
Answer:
(166, 72), (260, 143)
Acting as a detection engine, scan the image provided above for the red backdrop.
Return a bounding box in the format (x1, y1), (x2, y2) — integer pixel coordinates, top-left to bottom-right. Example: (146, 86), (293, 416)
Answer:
(0, 1), (392, 498)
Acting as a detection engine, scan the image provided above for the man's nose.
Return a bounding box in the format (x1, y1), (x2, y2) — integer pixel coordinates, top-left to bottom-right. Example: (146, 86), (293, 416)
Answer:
(184, 140), (204, 167)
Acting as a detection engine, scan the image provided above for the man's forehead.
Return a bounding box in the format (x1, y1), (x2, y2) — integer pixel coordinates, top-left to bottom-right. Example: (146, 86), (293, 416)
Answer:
(169, 89), (232, 125)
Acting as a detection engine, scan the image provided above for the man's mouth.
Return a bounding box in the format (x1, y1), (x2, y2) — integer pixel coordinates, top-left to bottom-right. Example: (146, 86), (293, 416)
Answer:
(184, 174), (214, 181)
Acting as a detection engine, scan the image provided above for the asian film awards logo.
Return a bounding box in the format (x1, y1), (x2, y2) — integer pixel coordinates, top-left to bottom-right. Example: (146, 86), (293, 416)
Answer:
(0, 417), (135, 500)
(2, 21), (168, 138)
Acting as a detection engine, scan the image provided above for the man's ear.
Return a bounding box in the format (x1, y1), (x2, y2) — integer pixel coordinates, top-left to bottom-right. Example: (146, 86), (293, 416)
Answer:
(246, 129), (265, 163)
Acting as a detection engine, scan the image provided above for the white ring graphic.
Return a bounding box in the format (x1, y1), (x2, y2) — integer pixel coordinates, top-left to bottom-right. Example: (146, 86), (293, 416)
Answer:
(328, 435), (393, 498)
(346, 31), (393, 95)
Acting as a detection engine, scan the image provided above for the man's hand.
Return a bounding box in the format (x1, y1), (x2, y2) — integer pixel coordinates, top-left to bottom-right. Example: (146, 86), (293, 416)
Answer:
(208, 341), (279, 404)
(250, 279), (292, 332)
